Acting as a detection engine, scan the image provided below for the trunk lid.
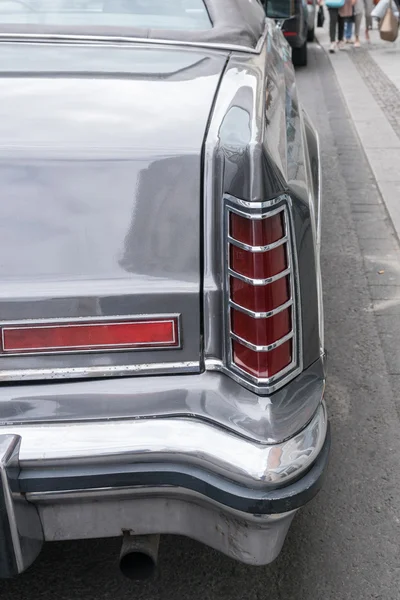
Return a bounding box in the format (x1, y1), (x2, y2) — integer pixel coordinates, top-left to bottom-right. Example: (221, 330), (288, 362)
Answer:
(0, 44), (227, 380)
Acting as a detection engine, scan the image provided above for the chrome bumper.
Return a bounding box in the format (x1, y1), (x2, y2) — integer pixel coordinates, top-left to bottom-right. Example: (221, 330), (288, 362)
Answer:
(0, 401), (329, 576)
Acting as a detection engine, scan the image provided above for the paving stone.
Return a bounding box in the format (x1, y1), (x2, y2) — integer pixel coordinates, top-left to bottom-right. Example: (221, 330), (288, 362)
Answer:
(354, 215), (393, 239)
(376, 315), (400, 334)
(349, 49), (400, 140)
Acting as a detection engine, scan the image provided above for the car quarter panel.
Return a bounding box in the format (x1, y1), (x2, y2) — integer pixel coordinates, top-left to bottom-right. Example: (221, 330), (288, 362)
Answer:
(203, 21), (321, 373)
(0, 356), (324, 444)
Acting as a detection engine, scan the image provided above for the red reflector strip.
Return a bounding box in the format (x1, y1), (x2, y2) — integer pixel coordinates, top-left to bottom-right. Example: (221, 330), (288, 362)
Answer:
(283, 31), (297, 37)
(1, 319), (179, 354)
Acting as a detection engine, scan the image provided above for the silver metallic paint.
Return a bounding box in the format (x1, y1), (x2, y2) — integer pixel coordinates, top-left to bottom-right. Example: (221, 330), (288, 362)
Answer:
(0, 45), (228, 377)
(0, 357), (324, 444)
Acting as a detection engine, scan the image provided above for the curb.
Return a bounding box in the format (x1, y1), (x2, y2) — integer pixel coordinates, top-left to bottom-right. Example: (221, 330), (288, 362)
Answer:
(315, 29), (400, 242)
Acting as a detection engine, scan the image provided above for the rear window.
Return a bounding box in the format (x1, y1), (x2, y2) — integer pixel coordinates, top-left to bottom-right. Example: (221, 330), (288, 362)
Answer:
(0, 0), (212, 32)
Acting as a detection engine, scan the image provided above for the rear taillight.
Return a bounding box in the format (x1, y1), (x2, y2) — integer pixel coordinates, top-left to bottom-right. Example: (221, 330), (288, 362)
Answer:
(225, 195), (300, 390)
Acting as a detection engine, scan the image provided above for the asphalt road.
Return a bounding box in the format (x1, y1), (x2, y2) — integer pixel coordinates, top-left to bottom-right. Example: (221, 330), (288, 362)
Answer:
(2, 44), (400, 600)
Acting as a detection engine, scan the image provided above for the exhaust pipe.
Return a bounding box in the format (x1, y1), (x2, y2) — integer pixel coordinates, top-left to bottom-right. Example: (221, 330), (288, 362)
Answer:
(119, 533), (160, 581)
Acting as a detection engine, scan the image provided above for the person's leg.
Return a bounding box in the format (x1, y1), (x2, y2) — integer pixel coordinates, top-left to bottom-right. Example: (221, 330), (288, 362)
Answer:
(348, 20), (354, 40)
(363, 0), (372, 38)
(344, 19), (351, 39)
(354, 13), (362, 45)
(329, 8), (338, 42)
(338, 14), (345, 42)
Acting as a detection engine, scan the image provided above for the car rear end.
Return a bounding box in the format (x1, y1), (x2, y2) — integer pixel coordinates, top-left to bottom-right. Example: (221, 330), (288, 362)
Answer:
(0, 1), (328, 580)
(306, 0), (317, 40)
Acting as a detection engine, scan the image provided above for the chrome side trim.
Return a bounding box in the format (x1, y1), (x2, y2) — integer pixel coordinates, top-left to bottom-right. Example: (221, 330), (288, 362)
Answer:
(0, 22), (269, 55)
(228, 266), (291, 286)
(228, 235), (288, 252)
(0, 361), (199, 383)
(315, 128), (324, 354)
(0, 402), (327, 490)
(229, 298), (293, 319)
(231, 331), (293, 353)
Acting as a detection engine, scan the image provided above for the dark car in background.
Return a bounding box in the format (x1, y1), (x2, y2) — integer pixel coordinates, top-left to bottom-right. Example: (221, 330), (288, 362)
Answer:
(264, 0), (308, 66)
(306, 0), (317, 41)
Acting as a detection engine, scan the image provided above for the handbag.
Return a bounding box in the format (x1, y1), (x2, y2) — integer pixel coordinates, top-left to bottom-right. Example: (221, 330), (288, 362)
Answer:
(379, 4), (399, 40)
(325, 0), (345, 7)
(317, 5), (325, 26)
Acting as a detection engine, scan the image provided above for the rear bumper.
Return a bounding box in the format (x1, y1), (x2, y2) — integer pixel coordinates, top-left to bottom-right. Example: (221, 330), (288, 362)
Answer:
(0, 401), (329, 575)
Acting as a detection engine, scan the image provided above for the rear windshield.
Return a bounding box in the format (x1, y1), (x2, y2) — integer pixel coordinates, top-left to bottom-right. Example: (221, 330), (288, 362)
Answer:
(0, 0), (212, 32)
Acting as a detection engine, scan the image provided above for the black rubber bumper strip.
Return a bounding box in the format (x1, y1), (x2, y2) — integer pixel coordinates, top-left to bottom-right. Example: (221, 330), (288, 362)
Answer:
(18, 424), (330, 515)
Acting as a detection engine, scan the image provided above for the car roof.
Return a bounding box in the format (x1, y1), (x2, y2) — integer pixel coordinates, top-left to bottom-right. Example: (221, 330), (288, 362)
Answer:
(0, 0), (267, 51)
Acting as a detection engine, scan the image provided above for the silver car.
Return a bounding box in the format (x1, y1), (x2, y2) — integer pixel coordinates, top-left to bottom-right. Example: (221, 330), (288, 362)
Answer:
(0, 0), (329, 580)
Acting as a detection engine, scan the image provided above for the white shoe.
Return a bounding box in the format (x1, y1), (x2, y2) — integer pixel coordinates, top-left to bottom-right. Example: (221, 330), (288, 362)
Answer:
(338, 41), (345, 50)
(329, 42), (336, 53)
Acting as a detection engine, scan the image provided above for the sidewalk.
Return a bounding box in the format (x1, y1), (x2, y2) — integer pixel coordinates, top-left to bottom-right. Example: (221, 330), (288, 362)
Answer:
(316, 18), (400, 238)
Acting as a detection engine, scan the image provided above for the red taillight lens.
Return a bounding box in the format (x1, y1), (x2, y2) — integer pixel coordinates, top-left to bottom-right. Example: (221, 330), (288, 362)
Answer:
(230, 244), (287, 279)
(230, 276), (290, 312)
(233, 339), (292, 378)
(1, 318), (179, 354)
(231, 308), (291, 346)
(230, 212), (284, 246)
(227, 205), (295, 382)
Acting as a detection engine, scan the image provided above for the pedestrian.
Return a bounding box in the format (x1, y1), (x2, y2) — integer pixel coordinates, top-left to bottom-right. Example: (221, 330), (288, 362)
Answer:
(328, 0), (355, 52)
(344, 12), (355, 42)
(353, 0), (364, 45)
(364, 0), (373, 41)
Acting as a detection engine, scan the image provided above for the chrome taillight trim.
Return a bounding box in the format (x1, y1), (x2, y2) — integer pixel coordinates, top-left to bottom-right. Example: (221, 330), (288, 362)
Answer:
(227, 235), (288, 253)
(222, 194), (303, 394)
(229, 298), (293, 319)
(225, 195), (284, 212)
(227, 267), (291, 286)
(231, 331), (294, 353)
